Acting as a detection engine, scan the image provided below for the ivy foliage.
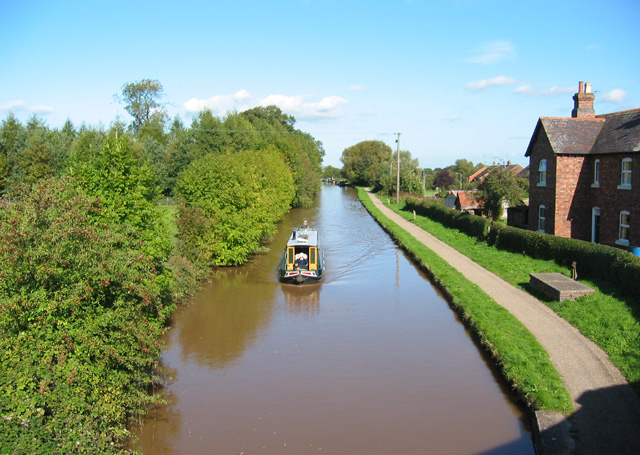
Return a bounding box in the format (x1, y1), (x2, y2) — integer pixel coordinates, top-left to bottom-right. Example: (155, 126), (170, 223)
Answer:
(176, 147), (295, 266)
(0, 178), (173, 453)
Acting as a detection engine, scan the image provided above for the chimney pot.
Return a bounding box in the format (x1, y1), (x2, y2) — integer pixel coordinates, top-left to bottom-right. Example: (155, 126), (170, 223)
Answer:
(572, 81), (596, 118)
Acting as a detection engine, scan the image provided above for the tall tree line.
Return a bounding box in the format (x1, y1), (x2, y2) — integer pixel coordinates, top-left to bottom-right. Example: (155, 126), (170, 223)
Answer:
(0, 109), (324, 207)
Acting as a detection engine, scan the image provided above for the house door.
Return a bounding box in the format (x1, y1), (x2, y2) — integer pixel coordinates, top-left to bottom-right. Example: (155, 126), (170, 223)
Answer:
(592, 208), (600, 243)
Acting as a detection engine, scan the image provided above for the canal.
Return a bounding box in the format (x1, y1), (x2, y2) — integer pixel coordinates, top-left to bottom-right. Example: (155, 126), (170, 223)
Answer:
(131, 184), (535, 454)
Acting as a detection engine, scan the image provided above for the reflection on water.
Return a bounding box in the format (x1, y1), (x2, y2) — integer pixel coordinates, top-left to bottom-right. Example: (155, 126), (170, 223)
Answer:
(130, 185), (534, 455)
(281, 284), (322, 317)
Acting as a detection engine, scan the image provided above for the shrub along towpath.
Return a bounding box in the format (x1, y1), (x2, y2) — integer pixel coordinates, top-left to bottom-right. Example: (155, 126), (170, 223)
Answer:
(363, 189), (640, 455)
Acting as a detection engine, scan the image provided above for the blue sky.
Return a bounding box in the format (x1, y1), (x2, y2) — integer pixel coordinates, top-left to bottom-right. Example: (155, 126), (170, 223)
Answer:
(1, 0), (639, 169)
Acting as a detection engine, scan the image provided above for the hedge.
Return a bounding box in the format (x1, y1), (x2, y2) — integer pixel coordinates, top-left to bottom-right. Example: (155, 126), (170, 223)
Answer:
(404, 196), (491, 240)
(404, 196), (640, 302)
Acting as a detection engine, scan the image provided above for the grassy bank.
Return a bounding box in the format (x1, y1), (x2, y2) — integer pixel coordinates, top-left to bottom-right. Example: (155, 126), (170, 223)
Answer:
(377, 193), (640, 397)
(358, 188), (574, 413)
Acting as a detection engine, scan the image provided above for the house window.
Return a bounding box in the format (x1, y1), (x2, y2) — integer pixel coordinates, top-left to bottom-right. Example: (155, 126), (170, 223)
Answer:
(617, 211), (630, 246)
(538, 205), (546, 233)
(591, 207), (600, 243)
(537, 159), (547, 187)
(592, 159), (600, 188)
(619, 158), (632, 189)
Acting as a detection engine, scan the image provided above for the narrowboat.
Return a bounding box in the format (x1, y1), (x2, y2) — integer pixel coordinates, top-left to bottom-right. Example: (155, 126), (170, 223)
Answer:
(278, 221), (325, 284)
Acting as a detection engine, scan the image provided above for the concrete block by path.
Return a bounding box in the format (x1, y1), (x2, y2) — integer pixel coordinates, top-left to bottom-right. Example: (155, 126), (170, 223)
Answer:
(529, 273), (595, 301)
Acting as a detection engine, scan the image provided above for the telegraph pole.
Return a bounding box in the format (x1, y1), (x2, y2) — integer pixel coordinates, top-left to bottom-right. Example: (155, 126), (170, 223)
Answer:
(395, 132), (401, 204)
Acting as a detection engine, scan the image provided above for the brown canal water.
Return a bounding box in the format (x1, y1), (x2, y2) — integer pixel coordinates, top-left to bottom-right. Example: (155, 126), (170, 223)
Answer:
(130, 185), (535, 455)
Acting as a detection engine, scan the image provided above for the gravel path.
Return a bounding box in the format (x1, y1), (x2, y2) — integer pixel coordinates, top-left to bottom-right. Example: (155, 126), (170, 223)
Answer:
(366, 190), (640, 454)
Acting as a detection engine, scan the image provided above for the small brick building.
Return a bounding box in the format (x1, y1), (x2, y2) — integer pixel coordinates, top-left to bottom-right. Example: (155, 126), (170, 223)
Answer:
(525, 81), (640, 250)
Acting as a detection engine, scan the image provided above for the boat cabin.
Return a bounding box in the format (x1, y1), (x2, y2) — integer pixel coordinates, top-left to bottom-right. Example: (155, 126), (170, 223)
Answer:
(284, 228), (320, 272)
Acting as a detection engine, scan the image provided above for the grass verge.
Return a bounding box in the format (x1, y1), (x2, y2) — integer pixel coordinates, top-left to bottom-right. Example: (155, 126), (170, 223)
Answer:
(383, 194), (640, 397)
(358, 187), (574, 413)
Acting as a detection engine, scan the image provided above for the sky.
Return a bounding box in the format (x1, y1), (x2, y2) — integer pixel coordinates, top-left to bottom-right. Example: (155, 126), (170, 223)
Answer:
(1, 0), (639, 169)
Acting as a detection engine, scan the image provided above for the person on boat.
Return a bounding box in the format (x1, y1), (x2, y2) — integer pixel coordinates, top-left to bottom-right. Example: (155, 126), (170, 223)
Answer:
(300, 219), (309, 229)
(294, 252), (308, 269)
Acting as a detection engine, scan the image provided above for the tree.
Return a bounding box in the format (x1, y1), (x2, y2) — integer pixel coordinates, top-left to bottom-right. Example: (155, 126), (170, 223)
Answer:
(452, 159), (482, 189)
(433, 169), (454, 189)
(341, 140), (392, 186)
(322, 165), (342, 179)
(176, 147), (295, 266)
(475, 167), (527, 221)
(118, 79), (167, 135)
(376, 149), (422, 195)
(240, 105), (295, 132)
(69, 135), (170, 263)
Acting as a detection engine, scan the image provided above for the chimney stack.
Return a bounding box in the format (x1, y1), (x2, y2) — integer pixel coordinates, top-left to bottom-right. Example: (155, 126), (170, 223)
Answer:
(571, 81), (596, 118)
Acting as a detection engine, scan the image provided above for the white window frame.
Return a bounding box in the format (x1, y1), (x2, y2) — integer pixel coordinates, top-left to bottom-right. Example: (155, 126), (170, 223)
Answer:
(591, 159), (600, 188)
(616, 210), (630, 246)
(618, 158), (632, 189)
(538, 205), (546, 233)
(537, 159), (547, 187)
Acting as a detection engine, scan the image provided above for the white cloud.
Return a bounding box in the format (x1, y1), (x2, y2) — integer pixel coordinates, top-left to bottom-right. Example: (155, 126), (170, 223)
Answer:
(601, 88), (627, 103)
(31, 105), (54, 115)
(182, 90), (348, 120)
(513, 85), (574, 97)
(0, 100), (28, 112)
(183, 89), (252, 115)
(0, 100), (54, 116)
(260, 94), (348, 119)
(465, 76), (517, 91)
(466, 40), (516, 64)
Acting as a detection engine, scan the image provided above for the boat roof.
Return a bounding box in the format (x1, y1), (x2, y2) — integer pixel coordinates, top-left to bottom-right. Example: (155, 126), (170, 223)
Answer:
(286, 227), (320, 247)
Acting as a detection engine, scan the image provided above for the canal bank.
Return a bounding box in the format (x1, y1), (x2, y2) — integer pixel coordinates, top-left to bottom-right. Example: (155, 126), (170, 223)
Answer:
(362, 189), (640, 455)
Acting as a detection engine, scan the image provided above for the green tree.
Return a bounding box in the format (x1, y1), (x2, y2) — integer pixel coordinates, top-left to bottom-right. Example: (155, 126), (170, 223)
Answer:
(475, 167), (527, 221)
(118, 79), (167, 136)
(10, 117), (56, 188)
(422, 168), (435, 191)
(240, 105), (295, 132)
(69, 135), (170, 262)
(322, 165), (342, 179)
(189, 108), (226, 158)
(341, 140), (392, 186)
(452, 159), (482, 189)
(163, 116), (194, 196)
(377, 149), (422, 195)
(176, 147), (295, 266)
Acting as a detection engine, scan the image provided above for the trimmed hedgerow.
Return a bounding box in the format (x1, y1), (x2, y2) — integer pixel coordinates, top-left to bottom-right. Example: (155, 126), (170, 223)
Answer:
(405, 196), (491, 240)
(404, 195), (640, 304)
(488, 223), (640, 302)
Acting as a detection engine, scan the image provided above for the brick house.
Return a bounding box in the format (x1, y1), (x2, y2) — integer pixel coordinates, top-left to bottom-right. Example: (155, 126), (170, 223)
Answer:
(525, 81), (640, 250)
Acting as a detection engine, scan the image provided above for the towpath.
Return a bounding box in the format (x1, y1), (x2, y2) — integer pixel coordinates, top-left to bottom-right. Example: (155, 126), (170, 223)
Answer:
(365, 189), (640, 455)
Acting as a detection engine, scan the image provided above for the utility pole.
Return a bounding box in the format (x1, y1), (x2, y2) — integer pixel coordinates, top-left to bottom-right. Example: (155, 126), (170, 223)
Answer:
(395, 133), (401, 204)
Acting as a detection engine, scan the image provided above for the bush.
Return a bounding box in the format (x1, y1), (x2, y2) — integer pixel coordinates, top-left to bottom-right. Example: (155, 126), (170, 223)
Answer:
(0, 178), (172, 453)
(405, 196), (491, 239)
